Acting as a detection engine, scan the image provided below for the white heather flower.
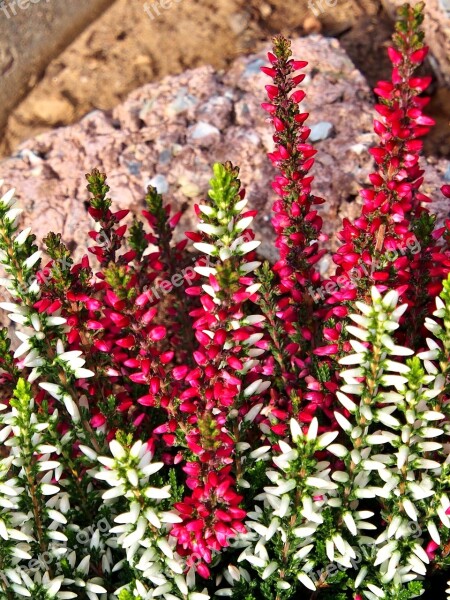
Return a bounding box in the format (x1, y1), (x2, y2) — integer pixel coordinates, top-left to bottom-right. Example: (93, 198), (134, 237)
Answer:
(198, 204), (216, 216)
(39, 382), (65, 400)
(14, 227), (32, 246)
(289, 418), (302, 442)
(297, 572), (316, 591)
(236, 216), (254, 231)
(427, 521), (440, 545)
(193, 242), (217, 255)
(306, 417), (318, 441)
(245, 404), (263, 423)
(240, 261), (261, 273)
(46, 316), (67, 326)
(238, 240), (260, 255)
(339, 353), (366, 365)
(243, 379), (264, 397)
(334, 411), (353, 433)
(245, 282), (261, 295)
(346, 325), (370, 341)
(74, 368), (95, 379)
(194, 266), (217, 277)
(197, 223), (224, 236)
(1, 187), (16, 207)
(219, 246), (232, 260)
(23, 250), (42, 270)
(4, 208), (23, 226)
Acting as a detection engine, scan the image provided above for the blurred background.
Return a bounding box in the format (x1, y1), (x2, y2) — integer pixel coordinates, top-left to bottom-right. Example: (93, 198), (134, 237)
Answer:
(0, 0), (448, 159)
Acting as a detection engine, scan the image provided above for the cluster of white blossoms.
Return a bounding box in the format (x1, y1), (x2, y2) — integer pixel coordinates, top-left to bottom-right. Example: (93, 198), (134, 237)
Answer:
(216, 417), (342, 597)
(85, 438), (210, 600)
(216, 288), (450, 600)
(190, 164), (270, 386)
(0, 187), (108, 598)
(192, 163), (269, 399)
(0, 185), (94, 422)
(0, 378), (107, 600)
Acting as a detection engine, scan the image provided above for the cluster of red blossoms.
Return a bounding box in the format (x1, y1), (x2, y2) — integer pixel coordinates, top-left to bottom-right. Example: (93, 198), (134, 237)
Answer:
(258, 5), (450, 434)
(1, 1), (449, 591)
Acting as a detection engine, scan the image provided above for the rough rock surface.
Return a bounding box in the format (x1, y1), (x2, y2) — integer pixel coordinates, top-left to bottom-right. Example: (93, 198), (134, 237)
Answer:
(0, 0), (114, 134)
(0, 36), (448, 271)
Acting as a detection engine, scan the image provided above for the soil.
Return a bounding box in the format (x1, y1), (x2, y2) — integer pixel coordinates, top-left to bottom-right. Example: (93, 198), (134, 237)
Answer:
(1, 0), (448, 159)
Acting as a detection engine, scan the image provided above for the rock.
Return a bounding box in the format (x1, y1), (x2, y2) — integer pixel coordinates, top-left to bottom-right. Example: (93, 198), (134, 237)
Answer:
(0, 0), (114, 134)
(147, 174), (169, 194)
(382, 0), (450, 87)
(188, 122), (221, 146)
(228, 11), (251, 36)
(0, 36), (447, 272)
(309, 121), (335, 142)
(197, 97), (233, 130)
(166, 88), (198, 116)
(303, 15), (322, 34)
(28, 98), (74, 126)
(243, 59), (266, 78)
(259, 2), (272, 18)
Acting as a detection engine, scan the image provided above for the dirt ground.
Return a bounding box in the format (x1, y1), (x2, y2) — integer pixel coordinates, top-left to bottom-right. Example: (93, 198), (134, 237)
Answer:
(1, 0), (448, 158)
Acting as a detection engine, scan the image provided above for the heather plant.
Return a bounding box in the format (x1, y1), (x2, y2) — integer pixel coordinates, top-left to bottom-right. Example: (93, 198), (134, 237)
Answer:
(0, 3), (450, 600)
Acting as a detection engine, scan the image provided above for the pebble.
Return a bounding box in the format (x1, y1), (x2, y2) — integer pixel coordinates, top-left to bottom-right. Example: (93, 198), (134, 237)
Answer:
(349, 143), (367, 155)
(438, 0), (450, 17)
(443, 164), (450, 182)
(127, 161), (141, 176)
(190, 122), (220, 139)
(243, 58), (266, 77)
(29, 97), (74, 125)
(228, 11), (250, 36)
(146, 174), (169, 194)
(198, 96), (233, 130)
(309, 121), (335, 142)
(189, 122), (221, 145)
(178, 176), (201, 198)
(158, 149), (172, 165)
(167, 87), (198, 116)
(259, 2), (272, 18)
(18, 148), (43, 166)
(303, 15), (322, 34)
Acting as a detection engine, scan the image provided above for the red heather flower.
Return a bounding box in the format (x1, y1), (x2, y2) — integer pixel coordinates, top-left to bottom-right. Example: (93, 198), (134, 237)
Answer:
(257, 36), (331, 425)
(34, 173), (198, 441)
(318, 3), (449, 352)
(167, 163), (268, 564)
(261, 37), (326, 329)
(171, 468), (246, 574)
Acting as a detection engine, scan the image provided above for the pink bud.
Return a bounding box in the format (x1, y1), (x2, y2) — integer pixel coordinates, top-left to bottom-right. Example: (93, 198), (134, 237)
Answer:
(150, 326), (166, 341)
(442, 185), (450, 199)
(91, 413), (106, 428)
(273, 117), (285, 132)
(291, 89), (306, 103)
(261, 102), (277, 114)
(410, 47), (428, 63)
(265, 85), (279, 100)
(291, 60), (308, 69)
(387, 46), (403, 65)
(173, 365), (189, 380)
(260, 66), (276, 77)
(137, 394), (155, 406)
(278, 145), (290, 159)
